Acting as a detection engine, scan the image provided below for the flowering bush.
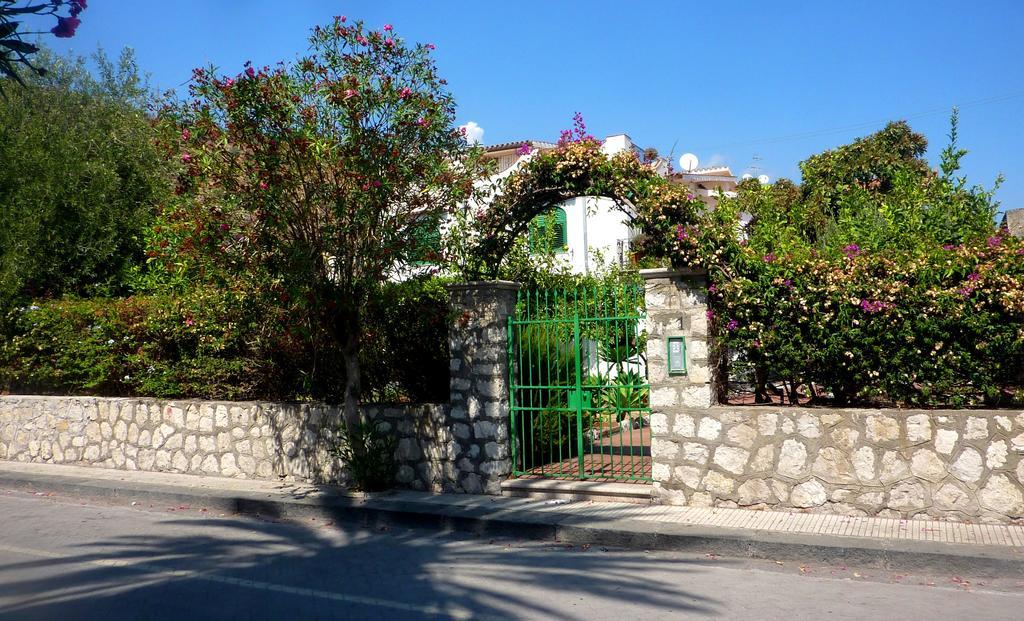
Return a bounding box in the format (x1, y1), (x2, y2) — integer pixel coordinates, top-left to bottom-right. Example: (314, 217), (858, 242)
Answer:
(636, 115), (1024, 406)
(152, 17), (485, 421)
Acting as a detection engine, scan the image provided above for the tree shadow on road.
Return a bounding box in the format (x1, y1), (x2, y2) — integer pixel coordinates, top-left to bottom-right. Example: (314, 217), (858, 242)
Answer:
(0, 499), (725, 620)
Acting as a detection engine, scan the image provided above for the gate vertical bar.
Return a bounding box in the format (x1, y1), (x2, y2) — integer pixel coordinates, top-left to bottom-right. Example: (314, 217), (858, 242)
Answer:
(573, 289), (584, 477)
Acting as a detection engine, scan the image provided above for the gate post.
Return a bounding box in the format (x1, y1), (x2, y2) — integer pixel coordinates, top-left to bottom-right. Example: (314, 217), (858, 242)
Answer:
(640, 268), (713, 410)
(446, 280), (521, 495)
(641, 267), (713, 499)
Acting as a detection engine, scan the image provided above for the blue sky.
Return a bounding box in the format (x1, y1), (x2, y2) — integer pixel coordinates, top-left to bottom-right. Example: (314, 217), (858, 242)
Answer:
(49, 1), (1024, 215)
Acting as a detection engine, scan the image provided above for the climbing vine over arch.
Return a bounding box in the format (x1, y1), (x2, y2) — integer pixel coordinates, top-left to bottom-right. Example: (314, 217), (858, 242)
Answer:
(462, 123), (707, 279)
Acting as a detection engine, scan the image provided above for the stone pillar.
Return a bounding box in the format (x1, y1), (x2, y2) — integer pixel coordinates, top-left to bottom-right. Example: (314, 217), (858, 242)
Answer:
(641, 268), (712, 410)
(446, 281), (521, 495)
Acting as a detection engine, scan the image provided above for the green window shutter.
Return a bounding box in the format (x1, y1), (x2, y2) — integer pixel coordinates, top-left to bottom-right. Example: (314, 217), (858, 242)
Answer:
(528, 208), (567, 254)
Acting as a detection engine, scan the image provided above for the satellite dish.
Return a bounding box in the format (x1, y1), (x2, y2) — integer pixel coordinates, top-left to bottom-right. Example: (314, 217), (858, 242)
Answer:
(678, 153), (698, 172)
(758, 174), (770, 184)
(741, 173), (753, 180)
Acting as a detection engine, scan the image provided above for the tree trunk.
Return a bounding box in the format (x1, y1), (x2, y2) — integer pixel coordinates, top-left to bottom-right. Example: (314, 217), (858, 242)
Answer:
(339, 305), (363, 431)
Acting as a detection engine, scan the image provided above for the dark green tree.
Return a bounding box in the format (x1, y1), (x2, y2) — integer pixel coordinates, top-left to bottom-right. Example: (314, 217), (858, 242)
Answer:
(0, 46), (173, 307)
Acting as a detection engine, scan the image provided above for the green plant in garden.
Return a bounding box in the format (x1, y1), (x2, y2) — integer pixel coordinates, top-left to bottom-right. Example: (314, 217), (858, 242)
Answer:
(0, 46), (171, 308)
(153, 17), (488, 428)
(331, 419), (397, 492)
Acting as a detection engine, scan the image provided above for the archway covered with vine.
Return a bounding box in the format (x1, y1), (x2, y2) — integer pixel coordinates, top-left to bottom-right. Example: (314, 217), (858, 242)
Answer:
(465, 135), (706, 279)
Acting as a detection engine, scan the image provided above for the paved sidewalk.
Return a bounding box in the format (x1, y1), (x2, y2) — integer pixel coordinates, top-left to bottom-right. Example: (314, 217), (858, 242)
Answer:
(0, 461), (1022, 577)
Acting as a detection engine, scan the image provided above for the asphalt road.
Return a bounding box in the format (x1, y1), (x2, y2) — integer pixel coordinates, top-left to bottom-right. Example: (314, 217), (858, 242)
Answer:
(0, 489), (1020, 620)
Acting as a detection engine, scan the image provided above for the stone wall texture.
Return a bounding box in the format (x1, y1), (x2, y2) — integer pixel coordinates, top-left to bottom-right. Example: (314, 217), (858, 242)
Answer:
(0, 395), (452, 489)
(642, 268), (713, 410)
(651, 406), (1024, 523)
(0, 280), (522, 496)
(446, 281), (519, 495)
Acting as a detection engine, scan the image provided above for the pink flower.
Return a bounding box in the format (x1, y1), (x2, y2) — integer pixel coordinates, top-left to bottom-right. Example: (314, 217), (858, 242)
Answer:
(357, 36), (368, 45)
(385, 38), (395, 47)
(184, 318), (194, 327)
(417, 117), (429, 127)
(399, 87), (412, 98)
(967, 272), (981, 282)
(259, 181), (268, 190)
(942, 244), (955, 251)
(988, 235), (1002, 247)
(343, 88), (357, 99)
(517, 143), (532, 156)
(686, 193), (694, 201)
(224, 78), (234, 87)
(220, 223), (229, 232)
(763, 252), (777, 263)
(705, 310), (715, 320)
(339, 15), (346, 22)
(245, 67), (256, 79)
(383, 24), (393, 31)
(426, 43), (436, 50)
(843, 243), (861, 258)
(181, 152), (191, 163)
(726, 319), (739, 331)
(181, 129), (191, 141)
(51, 16), (81, 38)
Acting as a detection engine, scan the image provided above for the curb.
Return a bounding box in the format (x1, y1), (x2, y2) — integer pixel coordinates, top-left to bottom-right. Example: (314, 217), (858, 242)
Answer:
(1, 468), (1021, 578)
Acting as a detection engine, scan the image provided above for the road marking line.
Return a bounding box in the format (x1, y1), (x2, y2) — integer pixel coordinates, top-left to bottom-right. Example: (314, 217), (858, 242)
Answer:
(0, 543), (483, 619)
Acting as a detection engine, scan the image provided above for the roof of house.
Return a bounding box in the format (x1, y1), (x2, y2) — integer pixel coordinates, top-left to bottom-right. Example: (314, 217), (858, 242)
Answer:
(484, 140), (557, 153)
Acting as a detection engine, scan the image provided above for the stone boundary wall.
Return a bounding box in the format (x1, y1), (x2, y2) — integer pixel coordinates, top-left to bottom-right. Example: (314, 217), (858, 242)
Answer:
(651, 406), (1024, 523)
(0, 395), (454, 489)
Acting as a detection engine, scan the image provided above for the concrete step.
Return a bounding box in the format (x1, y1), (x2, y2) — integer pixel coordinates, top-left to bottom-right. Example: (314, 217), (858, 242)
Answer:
(501, 477), (655, 505)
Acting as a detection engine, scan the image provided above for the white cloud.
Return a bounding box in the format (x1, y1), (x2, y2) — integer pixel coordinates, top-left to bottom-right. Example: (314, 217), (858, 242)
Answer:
(460, 121), (484, 145)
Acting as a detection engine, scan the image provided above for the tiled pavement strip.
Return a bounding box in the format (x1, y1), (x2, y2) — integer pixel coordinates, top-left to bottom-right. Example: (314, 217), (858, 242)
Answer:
(1, 461), (1022, 550)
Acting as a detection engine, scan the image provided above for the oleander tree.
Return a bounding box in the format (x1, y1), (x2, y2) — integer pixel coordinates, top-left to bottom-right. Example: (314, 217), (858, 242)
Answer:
(1, 0), (87, 92)
(155, 17), (486, 426)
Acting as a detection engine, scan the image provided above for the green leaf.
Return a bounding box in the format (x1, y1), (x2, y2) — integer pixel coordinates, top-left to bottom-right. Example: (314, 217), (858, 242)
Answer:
(0, 39), (37, 54)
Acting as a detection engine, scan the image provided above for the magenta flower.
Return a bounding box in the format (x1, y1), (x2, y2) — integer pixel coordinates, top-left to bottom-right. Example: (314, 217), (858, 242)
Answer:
(70, 0), (87, 17)
(516, 143), (533, 156)
(259, 181), (268, 190)
(399, 87), (412, 98)
(686, 193), (694, 201)
(726, 319), (739, 331)
(843, 243), (861, 258)
(783, 278), (793, 289)
(942, 244), (955, 251)
(245, 67), (256, 79)
(426, 43), (436, 50)
(967, 272), (981, 282)
(385, 38), (395, 48)
(343, 88), (357, 100)
(51, 16), (82, 38)
(708, 284), (718, 293)
(219, 223), (230, 232)
(181, 152), (192, 164)
(339, 15), (346, 22)
(383, 24), (393, 31)
(763, 252), (777, 263)
(357, 36), (368, 45)
(859, 299), (892, 313)
(752, 339), (762, 349)
(705, 310), (715, 320)
(417, 117), (429, 127)
(185, 318), (195, 327)
(988, 236), (1002, 247)
(181, 129), (191, 141)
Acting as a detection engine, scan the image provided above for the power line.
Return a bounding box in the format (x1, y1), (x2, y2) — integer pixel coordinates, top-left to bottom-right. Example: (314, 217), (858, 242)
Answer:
(689, 90), (1024, 152)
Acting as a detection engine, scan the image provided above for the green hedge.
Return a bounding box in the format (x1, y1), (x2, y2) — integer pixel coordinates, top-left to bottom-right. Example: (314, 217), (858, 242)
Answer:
(0, 278), (451, 404)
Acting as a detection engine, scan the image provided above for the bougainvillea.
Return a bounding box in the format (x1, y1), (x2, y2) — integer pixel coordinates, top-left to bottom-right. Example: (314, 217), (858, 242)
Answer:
(640, 115), (1023, 407)
(463, 113), (704, 278)
(0, 1), (87, 90)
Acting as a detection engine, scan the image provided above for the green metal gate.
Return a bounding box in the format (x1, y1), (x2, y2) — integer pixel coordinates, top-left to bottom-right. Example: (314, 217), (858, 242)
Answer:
(507, 283), (652, 482)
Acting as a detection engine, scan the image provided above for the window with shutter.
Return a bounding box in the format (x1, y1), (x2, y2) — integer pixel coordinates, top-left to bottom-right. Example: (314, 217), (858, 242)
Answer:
(528, 207), (568, 254)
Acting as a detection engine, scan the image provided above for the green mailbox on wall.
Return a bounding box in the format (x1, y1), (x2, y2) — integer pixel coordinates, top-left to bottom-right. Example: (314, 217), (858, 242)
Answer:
(667, 336), (687, 375)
